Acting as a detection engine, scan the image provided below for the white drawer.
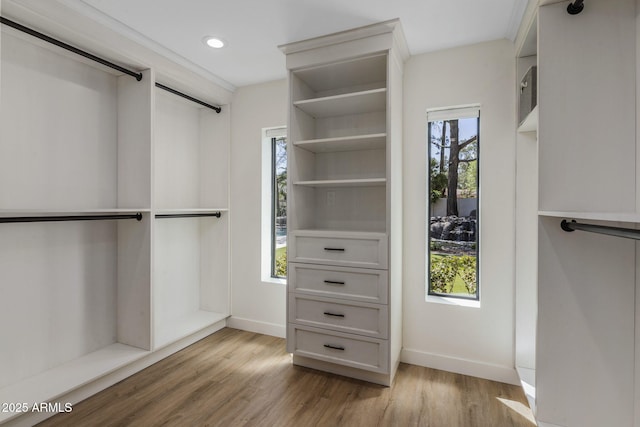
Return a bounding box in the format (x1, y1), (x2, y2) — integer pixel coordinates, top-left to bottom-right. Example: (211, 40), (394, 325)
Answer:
(289, 294), (388, 338)
(289, 230), (388, 269)
(289, 325), (389, 374)
(289, 263), (388, 304)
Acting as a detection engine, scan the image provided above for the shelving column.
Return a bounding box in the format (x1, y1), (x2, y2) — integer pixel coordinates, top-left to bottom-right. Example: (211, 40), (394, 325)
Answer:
(536, 1), (637, 426)
(152, 84), (230, 350)
(0, 25), (152, 424)
(280, 19), (408, 386)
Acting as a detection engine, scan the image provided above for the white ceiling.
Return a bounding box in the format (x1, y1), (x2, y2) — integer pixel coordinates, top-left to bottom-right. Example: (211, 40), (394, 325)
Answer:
(69, 0), (528, 90)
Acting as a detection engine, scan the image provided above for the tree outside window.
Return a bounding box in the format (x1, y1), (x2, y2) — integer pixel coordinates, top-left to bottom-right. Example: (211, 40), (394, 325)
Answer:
(272, 137), (287, 278)
(428, 110), (479, 300)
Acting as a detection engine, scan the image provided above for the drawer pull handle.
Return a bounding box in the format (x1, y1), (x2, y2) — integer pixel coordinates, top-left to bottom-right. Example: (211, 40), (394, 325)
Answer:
(324, 247), (345, 252)
(324, 344), (345, 351)
(324, 280), (345, 285)
(323, 311), (345, 318)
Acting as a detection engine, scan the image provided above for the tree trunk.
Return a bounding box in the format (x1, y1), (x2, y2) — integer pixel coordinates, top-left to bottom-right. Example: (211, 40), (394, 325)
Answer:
(440, 121), (447, 174)
(447, 120), (459, 216)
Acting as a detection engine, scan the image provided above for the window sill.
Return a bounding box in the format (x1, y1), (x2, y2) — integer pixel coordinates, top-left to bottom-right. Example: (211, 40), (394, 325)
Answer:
(262, 277), (287, 286)
(426, 294), (481, 308)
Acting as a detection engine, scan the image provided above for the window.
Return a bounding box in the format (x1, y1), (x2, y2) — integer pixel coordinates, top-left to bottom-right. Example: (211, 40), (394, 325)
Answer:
(261, 127), (287, 282)
(271, 135), (287, 278)
(427, 107), (479, 300)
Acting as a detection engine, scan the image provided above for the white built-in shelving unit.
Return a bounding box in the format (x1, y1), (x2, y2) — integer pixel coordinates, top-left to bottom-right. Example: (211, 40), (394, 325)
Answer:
(515, 1), (640, 426)
(0, 7), (230, 424)
(280, 20), (408, 386)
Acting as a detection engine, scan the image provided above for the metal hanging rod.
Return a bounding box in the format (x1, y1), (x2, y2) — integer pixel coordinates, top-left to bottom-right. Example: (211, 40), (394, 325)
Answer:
(0, 16), (143, 81)
(561, 219), (640, 240)
(0, 213), (143, 224)
(155, 83), (222, 113)
(155, 212), (222, 219)
(567, 0), (584, 15)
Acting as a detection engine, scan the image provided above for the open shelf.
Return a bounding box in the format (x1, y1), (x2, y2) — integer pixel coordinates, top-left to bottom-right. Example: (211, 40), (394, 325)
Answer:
(518, 106), (538, 133)
(294, 133), (386, 153)
(294, 88), (387, 118)
(154, 310), (228, 349)
(294, 178), (386, 188)
(538, 210), (640, 224)
(0, 343), (149, 424)
(154, 88), (229, 211)
(155, 208), (228, 216)
(153, 213), (229, 350)
(293, 54), (387, 96)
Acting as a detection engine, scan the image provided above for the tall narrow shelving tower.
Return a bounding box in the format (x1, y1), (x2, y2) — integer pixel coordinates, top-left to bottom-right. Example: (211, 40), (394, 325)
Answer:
(530, 1), (638, 426)
(515, 3), (640, 426)
(280, 19), (408, 385)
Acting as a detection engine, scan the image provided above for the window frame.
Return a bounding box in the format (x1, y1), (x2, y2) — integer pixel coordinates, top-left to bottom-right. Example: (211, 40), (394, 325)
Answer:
(270, 136), (287, 279)
(426, 107), (480, 302)
(261, 127), (287, 284)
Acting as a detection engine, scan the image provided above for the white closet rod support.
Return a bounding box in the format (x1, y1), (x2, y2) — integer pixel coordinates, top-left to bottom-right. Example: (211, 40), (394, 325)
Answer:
(561, 219), (640, 240)
(0, 16), (143, 81)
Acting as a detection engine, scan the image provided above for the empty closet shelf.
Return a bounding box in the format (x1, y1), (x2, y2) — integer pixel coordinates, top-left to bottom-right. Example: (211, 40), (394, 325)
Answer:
(294, 179), (386, 188)
(294, 88), (387, 118)
(294, 133), (387, 153)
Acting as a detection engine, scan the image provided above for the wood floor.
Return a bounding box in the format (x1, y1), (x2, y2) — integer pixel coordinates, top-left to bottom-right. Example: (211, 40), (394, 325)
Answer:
(39, 328), (535, 427)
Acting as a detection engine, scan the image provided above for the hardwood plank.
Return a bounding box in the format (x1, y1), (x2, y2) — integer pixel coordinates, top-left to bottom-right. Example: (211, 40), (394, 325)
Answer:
(38, 328), (535, 427)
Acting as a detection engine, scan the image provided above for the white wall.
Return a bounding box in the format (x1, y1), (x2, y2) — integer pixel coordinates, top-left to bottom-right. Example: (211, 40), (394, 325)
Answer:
(229, 79), (288, 337)
(402, 40), (518, 384)
(432, 198), (477, 218)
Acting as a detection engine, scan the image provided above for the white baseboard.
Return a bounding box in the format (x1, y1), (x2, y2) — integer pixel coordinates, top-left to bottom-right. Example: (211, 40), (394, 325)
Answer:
(401, 347), (519, 385)
(4, 321), (227, 427)
(227, 316), (286, 338)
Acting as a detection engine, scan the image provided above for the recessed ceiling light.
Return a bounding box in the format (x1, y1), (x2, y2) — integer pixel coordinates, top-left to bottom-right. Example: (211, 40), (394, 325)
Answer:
(204, 36), (225, 49)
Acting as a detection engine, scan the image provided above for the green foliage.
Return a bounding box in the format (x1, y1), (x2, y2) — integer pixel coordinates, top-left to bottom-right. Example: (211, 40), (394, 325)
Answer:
(275, 248), (287, 277)
(429, 158), (449, 205)
(430, 255), (458, 293)
(458, 159), (478, 198)
(429, 240), (443, 252)
(429, 254), (477, 296)
(457, 255), (477, 295)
